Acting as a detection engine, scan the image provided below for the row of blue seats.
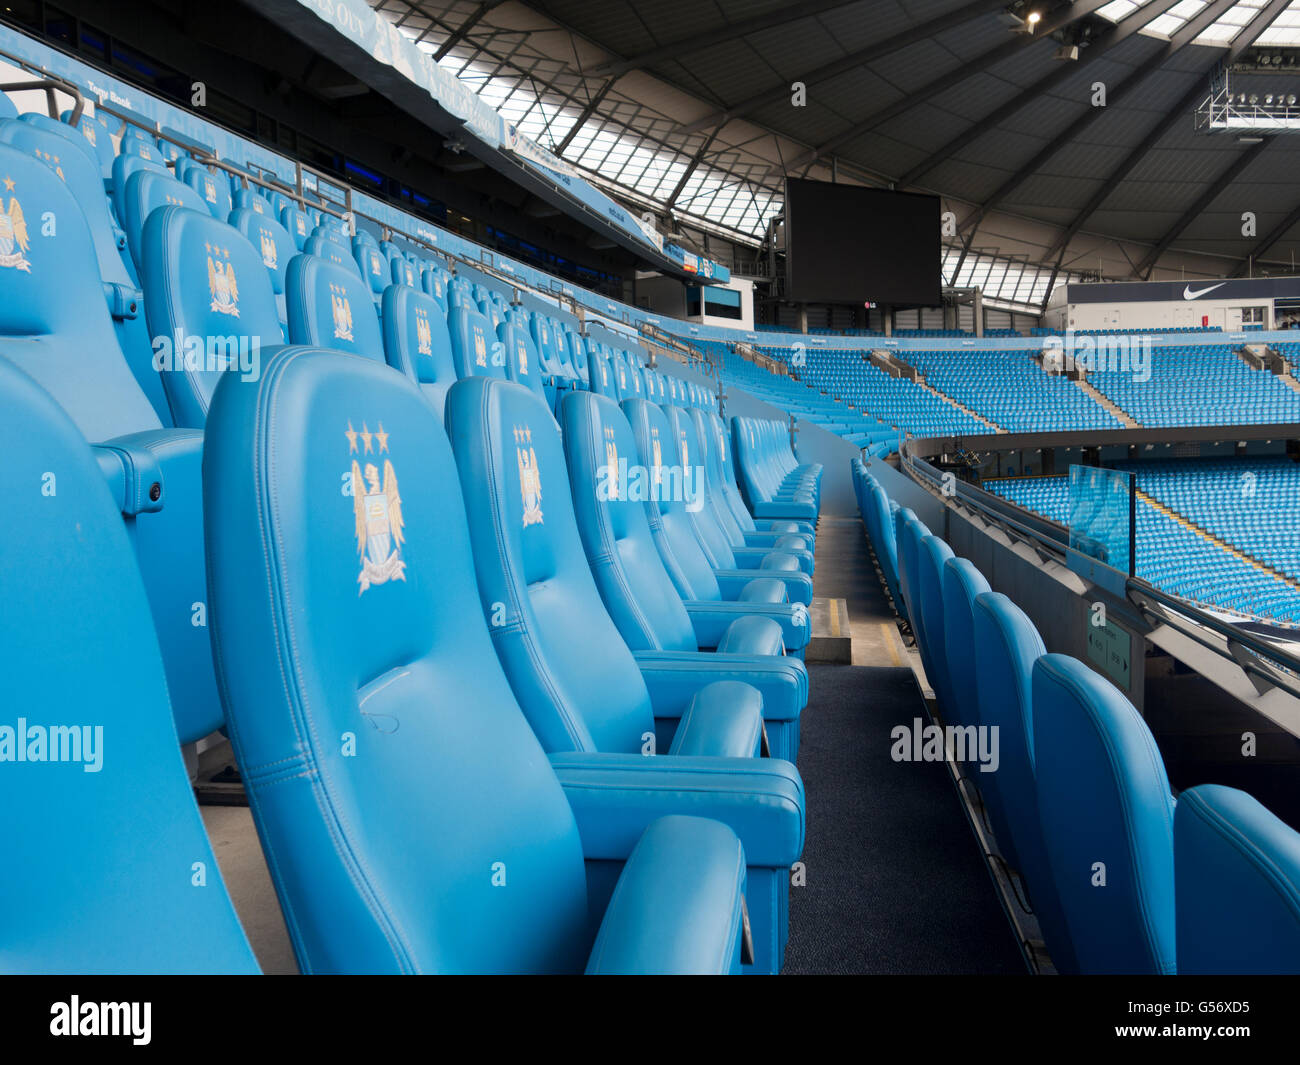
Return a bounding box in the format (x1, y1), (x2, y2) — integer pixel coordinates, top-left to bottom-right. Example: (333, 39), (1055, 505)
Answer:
(730, 417), (822, 523)
(853, 462), (1300, 973)
(0, 126), (826, 971)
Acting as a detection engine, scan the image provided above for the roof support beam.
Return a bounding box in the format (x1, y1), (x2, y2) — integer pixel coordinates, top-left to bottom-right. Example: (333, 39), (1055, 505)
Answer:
(587, 0), (862, 78)
(434, 0), (509, 61)
(1231, 201), (1300, 277)
(784, 0), (1114, 171)
(1133, 138), (1272, 279)
(679, 0), (1011, 134)
(554, 77), (615, 153)
(664, 125), (725, 209)
(896, 0), (1182, 189)
(1042, 0), (1292, 267)
(947, 0), (1241, 272)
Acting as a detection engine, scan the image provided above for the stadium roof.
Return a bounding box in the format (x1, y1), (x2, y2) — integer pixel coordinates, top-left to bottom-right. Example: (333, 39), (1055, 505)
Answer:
(371, 0), (1300, 305)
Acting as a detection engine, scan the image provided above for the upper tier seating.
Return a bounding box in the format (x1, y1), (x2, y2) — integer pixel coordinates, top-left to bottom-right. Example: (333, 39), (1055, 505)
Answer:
(202, 345), (774, 974)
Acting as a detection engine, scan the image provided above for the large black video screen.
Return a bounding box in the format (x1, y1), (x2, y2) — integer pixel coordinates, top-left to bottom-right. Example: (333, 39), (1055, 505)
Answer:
(785, 179), (940, 306)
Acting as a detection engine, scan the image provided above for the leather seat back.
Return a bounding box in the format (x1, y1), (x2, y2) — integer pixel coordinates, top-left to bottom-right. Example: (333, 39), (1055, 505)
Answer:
(204, 346), (590, 974)
(381, 283), (457, 422)
(917, 535), (956, 711)
(304, 233), (362, 277)
(0, 356), (258, 974)
(941, 557), (990, 730)
(1176, 784), (1300, 974)
(622, 397), (722, 603)
(354, 238), (388, 298)
(141, 205), (286, 427)
(446, 376), (657, 753)
(0, 143), (162, 441)
(972, 592), (1077, 973)
(61, 109), (116, 178)
(228, 207), (295, 331)
(497, 320), (550, 407)
(182, 164), (234, 220)
(667, 405), (736, 568)
(281, 204), (311, 249)
(121, 167), (210, 272)
(286, 253), (385, 360)
(448, 303), (505, 380)
(1032, 653), (1176, 974)
(561, 390), (701, 652)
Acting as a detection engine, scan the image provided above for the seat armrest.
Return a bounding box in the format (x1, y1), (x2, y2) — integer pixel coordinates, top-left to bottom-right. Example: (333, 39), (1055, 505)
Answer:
(635, 650), (807, 723)
(753, 499), (816, 520)
(715, 568), (813, 605)
(716, 615), (785, 657)
(668, 681), (764, 758)
(683, 600), (810, 651)
(550, 751), (804, 868)
(97, 429), (222, 744)
(586, 815), (746, 975)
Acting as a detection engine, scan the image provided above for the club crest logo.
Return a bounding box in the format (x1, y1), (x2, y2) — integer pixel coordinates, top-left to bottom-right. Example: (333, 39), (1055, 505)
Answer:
(347, 420), (406, 595)
(0, 178), (31, 273)
(206, 242), (239, 316)
(473, 328), (487, 368)
(516, 338), (529, 375)
(296, 216), (307, 236)
(415, 308), (433, 356)
(82, 123), (97, 147)
(203, 177), (217, 203)
(679, 430), (689, 468)
(515, 425), (543, 527)
(259, 229), (278, 270)
(369, 251), (383, 277)
(330, 283), (354, 341)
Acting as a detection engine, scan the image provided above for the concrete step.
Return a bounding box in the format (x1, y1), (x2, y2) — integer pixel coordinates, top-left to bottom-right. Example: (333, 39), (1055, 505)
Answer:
(807, 596), (852, 664)
(1074, 376), (1142, 428)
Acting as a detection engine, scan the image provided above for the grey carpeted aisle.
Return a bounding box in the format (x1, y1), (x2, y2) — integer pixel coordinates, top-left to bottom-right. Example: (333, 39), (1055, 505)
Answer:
(782, 663), (1027, 974)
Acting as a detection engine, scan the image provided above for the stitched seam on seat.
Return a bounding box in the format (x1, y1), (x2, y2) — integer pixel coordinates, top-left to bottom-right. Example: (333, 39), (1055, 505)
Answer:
(260, 350), (419, 972)
(478, 381), (587, 751)
(1185, 791), (1300, 919)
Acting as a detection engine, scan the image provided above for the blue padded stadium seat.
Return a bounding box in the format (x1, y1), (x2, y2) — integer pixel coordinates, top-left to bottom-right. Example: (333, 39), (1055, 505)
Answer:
(391, 255), (419, 287)
(561, 390), (809, 749)
(917, 535), (956, 713)
(497, 319), (553, 413)
(710, 412), (813, 543)
(61, 109), (116, 180)
(303, 232), (362, 277)
(0, 118), (170, 422)
(422, 264), (449, 308)
(232, 187), (269, 216)
(0, 90), (13, 120)
(1032, 654), (1175, 974)
(141, 205), (286, 428)
(281, 203), (311, 250)
(121, 167), (210, 273)
(228, 206), (295, 333)
(1175, 784), (1300, 975)
(446, 375), (766, 762)
(623, 398), (813, 611)
(203, 346), (764, 974)
(109, 148), (165, 233)
(941, 556), (989, 731)
(668, 406), (813, 576)
(286, 253), (385, 360)
(0, 357), (259, 974)
(972, 593), (1078, 973)
(354, 237), (388, 300)
(182, 164), (234, 220)
(448, 303), (504, 380)
(692, 409), (811, 563)
(381, 283), (457, 421)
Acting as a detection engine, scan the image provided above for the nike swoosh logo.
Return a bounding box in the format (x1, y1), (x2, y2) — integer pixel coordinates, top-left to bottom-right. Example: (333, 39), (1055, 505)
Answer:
(1183, 283), (1225, 300)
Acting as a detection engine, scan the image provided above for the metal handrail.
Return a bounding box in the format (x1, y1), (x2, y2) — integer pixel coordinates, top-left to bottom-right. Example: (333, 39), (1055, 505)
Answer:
(0, 75), (84, 123)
